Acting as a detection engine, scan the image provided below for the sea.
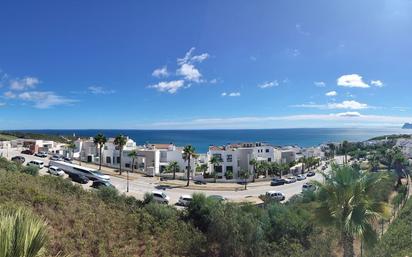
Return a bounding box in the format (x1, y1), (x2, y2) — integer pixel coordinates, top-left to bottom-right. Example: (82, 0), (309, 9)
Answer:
(16, 128), (410, 153)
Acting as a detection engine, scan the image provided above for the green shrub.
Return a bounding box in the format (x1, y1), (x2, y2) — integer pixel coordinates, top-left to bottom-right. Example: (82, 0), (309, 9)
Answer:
(21, 166), (39, 176)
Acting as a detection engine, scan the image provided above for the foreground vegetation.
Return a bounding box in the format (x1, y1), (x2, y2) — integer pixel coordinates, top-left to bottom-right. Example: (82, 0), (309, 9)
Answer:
(0, 143), (410, 257)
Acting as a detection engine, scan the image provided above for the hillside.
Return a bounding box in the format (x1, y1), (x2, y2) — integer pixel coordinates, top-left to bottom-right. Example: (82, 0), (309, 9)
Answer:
(0, 169), (203, 257)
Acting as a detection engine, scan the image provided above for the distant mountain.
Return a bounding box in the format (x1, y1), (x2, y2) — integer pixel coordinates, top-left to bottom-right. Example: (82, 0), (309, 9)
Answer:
(402, 123), (412, 129)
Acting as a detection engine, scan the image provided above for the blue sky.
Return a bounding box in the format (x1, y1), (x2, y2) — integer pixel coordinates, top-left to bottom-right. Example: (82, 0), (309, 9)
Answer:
(1, 0), (412, 129)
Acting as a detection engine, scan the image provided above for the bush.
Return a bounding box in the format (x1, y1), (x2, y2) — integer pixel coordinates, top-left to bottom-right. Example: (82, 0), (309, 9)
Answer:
(21, 166), (39, 176)
(0, 157), (19, 172)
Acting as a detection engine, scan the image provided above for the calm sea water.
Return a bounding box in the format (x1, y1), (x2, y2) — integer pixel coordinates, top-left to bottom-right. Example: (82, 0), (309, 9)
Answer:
(16, 128), (409, 153)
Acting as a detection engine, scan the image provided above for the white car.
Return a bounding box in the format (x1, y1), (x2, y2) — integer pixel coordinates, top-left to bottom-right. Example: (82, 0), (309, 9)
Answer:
(177, 195), (193, 207)
(27, 160), (44, 169)
(265, 191), (286, 201)
(286, 176), (297, 183)
(297, 174), (306, 181)
(48, 166), (65, 176)
(152, 191), (170, 204)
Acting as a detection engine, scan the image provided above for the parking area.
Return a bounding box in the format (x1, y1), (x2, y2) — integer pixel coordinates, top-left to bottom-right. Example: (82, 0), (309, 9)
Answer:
(3, 148), (340, 206)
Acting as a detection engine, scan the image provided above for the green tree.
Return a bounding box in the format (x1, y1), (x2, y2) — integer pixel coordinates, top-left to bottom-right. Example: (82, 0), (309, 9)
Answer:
(313, 165), (390, 257)
(249, 159), (258, 183)
(327, 143), (336, 159)
(239, 169), (250, 190)
(0, 208), (48, 257)
(93, 133), (107, 170)
(341, 140), (350, 164)
(209, 155), (222, 183)
(183, 145), (197, 187)
(67, 141), (76, 159)
(166, 161), (180, 180)
(127, 150), (138, 192)
(114, 135), (127, 175)
(392, 147), (406, 187)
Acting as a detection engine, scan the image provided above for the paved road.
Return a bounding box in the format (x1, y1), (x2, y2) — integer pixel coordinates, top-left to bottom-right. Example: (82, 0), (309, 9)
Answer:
(4, 148), (342, 205)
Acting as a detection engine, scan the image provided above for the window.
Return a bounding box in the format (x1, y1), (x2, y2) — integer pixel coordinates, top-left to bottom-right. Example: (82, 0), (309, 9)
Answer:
(116, 157), (120, 163)
(213, 154), (223, 162)
(106, 157), (111, 164)
(268, 158), (272, 162)
(266, 149), (269, 153)
(227, 154), (232, 162)
(125, 163), (130, 168)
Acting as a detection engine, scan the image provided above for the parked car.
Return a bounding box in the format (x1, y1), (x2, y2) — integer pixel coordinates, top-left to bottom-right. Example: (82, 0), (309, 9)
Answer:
(194, 180), (207, 185)
(286, 176), (297, 183)
(35, 152), (48, 158)
(302, 183), (316, 192)
(27, 160), (44, 169)
(207, 195), (226, 202)
(91, 180), (115, 189)
(270, 178), (287, 186)
(265, 191), (286, 201)
(11, 156), (25, 164)
(48, 166), (65, 176)
(177, 195), (193, 207)
(63, 157), (73, 163)
(21, 149), (34, 155)
(151, 191), (170, 204)
(50, 154), (63, 161)
(69, 173), (89, 184)
(297, 174), (306, 181)
(307, 171), (315, 177)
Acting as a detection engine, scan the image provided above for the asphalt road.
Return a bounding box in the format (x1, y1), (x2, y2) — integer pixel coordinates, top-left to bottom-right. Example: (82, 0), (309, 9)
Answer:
(3, 148), (343, 205)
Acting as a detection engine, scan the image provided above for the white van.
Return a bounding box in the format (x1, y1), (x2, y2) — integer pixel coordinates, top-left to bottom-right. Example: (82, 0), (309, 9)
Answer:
(265, 191), (285, 201)
(27, 160), (44, 169)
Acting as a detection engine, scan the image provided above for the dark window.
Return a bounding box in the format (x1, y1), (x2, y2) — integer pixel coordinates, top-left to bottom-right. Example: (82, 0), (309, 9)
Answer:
(106, 157), (111, 164)
(116, 157), (120, 163)
(268, 158), (272, 162)
(125, 163), (130, 168)
(266, 149), (269, 153)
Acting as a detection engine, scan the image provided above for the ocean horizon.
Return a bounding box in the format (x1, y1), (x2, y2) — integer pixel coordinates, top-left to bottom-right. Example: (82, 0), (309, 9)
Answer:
(9, 127), (409, 153)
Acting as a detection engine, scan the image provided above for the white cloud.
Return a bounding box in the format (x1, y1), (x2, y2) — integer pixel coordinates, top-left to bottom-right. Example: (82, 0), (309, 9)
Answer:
(177, 47), (209, 65)
(87, 86), (115, 95)
(10, 77), (40, 90)
(17, 91), (76, 109)
(4, 91), (16, 99)
(0, 102), (5, 107)
(325, 91), (337, 97)
(145, 113), (412, 129)
(291, 49), (300, 57)
(209, 78), (218, 84)
(337, 74), (369, 88)
(336, 112), (361, 117)
(177, 63), (202, 82)
(295, 23), (310, 36)
(292, 100), (369, 110)
(149, 80), (185, 94)
(314, 81), (326, 87)
(328, 100), (368, 110)
(258, 80), (279, 89)
(222, 92), (240, 97)
(371, 80), (384, 87)
(152, 66), (169, 78)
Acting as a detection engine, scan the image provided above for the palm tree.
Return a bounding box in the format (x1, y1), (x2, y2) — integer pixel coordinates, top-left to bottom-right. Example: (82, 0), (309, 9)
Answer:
(183, 145), (197, 187)
(67, 141), (76, 161)
(327, 143), (336, 159)
(127, 150), (138, 192)
(93, 133), (107, 170)
(167, 161), (180, 180)
(114, 135), (127, 175)
(249, 159), (258, 183)
(313, 165), (390, 257)
(239, 169), (250, 190)
(342, 140), (350, 164)
(392, 148), (406, 187)
(0, 207), (48, 257)
(209, 155), (222, 183)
